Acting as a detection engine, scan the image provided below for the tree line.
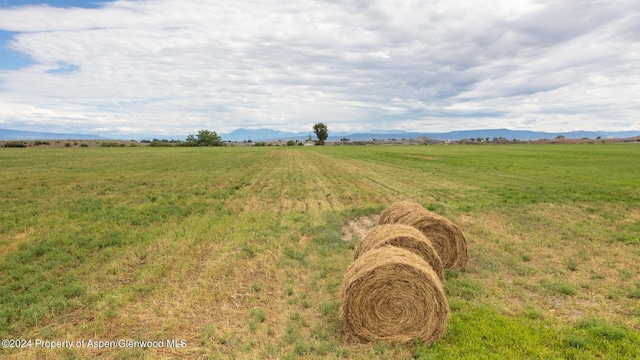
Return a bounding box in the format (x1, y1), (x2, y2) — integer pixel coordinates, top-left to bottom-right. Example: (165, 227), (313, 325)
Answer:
(143, 129), (225, 147)
(144, 123), (328, 147)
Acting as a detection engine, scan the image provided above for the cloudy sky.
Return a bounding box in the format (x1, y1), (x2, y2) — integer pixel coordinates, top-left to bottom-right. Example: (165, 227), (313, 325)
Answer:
(1, 0), (639, 138)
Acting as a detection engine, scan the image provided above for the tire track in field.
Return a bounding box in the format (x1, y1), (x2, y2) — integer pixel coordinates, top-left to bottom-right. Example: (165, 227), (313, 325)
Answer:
(56, 149), (304, 358)
(235, 148), (313, 214)
(42, 150), (296, 359)
(300, 154), (344, 211)
(220, 148), (293, 214)
(322, 150), (478, 205)
(278, 148), (313, 213)
(292, 150), (445, 207)
(292, 149), (399, 210)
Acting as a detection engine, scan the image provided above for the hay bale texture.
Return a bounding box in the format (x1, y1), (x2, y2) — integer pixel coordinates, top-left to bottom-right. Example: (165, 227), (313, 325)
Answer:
(353, 224), (444, 282)
(339, 247), (449, 345)
(378, 201), (468, 270)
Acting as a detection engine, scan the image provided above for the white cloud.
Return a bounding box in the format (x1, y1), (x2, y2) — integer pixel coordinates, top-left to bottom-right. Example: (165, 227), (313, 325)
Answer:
(0, 0), (639, 137)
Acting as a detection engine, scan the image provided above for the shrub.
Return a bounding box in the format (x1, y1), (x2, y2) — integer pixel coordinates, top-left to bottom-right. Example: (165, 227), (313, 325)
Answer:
(184, 129), (224, 146)
(149, 141), (174, 147)
(540, 279), (576, 296)
(3, 141), (27, 148)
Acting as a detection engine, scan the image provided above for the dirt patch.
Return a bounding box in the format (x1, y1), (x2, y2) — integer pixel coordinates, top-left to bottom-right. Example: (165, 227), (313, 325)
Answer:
(299, 235), (310, 246)
(341, 215), (379, 241)
(624, 209), (640, 222)
(0, 231), (31, 255)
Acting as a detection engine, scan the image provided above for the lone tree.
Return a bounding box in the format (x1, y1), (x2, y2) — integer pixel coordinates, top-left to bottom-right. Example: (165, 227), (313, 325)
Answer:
(185, 129), (224, 146)
(313, 122), (328, 145)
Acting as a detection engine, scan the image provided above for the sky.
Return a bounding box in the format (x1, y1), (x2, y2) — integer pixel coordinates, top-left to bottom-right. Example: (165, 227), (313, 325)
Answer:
(0, 0), (639, 138)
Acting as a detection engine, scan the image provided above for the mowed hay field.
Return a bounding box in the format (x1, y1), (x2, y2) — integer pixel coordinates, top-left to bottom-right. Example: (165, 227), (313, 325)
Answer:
(1, 143), (639, 359)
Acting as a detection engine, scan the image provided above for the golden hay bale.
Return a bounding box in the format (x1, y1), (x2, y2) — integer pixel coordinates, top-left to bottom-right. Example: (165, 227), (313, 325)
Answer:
(339, 247), (449, 345)
(378, 201), (468, 270)
(354, 224), (444, 282)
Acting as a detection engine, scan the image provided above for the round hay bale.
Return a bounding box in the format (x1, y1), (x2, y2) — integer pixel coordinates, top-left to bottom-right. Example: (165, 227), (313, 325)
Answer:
(378, 201), (468, 270)
(354, 224), (444, 282)
(339, 247), (449, 345)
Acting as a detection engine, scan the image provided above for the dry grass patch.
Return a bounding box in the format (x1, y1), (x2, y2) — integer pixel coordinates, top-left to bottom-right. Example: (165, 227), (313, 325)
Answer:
(341, 215), (379, 241)
(0, 230), (33, 255)
(456, 204), (640, 330)
(624, 208), (640, 222)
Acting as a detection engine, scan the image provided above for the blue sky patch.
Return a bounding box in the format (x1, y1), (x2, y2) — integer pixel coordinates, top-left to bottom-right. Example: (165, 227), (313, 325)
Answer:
(46, 62), (80, 74)
(0, 30), (35, 70)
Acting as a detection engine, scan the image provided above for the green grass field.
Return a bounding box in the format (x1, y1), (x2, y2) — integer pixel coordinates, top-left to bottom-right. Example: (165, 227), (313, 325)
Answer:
(1, 143), (639, 359)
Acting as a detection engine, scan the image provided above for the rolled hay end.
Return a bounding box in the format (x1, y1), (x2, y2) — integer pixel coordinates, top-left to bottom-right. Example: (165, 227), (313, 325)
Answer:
(354, 224), (444, 282)
(339, 247), (449, 345)
(379, 201), (468, 270)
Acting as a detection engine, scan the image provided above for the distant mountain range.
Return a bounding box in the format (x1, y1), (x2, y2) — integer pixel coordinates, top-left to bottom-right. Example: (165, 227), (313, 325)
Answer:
(221, 127), (409, 141)
(220, 128), (640, 142)
(2, 127), (640, 142)
(0, 128), (105, 140)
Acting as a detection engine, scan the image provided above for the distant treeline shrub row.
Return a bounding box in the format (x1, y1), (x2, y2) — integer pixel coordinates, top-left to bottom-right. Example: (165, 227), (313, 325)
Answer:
(2, 129), (225, 148)
(144, 129), (226, 147)
(2, 141), (28, 148)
